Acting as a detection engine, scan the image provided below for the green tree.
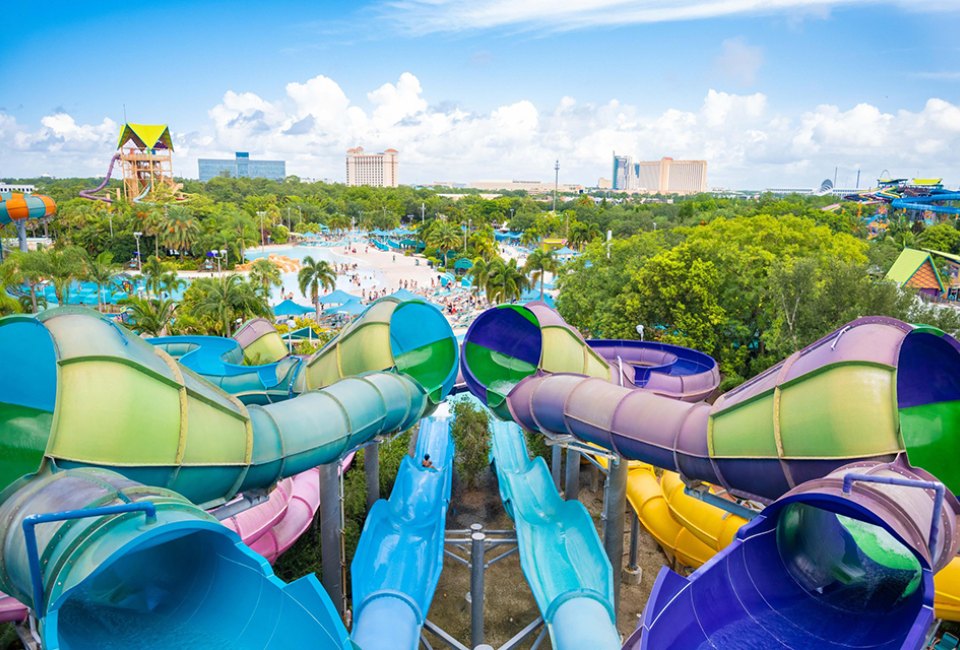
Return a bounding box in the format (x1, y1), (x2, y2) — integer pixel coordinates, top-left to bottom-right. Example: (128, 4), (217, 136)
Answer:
(484, 257), (529, 303)
(121, 297), (177, 336)
(186, 275), (271, 336)
(249, 257), (282, 298)
(161, 206), (200, 260)
(85, 251), (120, 312)
(917, 222), (960, 254)
(427, 221), (462, 263)
(523, 248), (557, 300)
(0, 250), (49, 313)
(298, 256), (337, 320)
(450, 398), (490, 488)
(141, 256), (177, 297)
(46, 246), (88, 305)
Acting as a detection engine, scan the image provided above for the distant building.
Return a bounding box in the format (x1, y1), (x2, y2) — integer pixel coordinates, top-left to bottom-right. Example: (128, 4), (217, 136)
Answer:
(610, 153), (707, 194)
(198, 152), (286, 182)
(0, 183), (37, 193)
(468, 180), (584, 194)
(346, 147), (398, 187)
(597, 178), (612, 190)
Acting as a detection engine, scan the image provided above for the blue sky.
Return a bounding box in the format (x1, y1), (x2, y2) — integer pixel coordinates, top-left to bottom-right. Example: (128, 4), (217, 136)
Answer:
(2, 1), (959, 188)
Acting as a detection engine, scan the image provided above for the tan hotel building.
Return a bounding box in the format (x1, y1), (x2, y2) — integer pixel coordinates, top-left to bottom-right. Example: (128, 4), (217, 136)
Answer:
(345, 147), (398, 187)
(613, 154), (707, 194)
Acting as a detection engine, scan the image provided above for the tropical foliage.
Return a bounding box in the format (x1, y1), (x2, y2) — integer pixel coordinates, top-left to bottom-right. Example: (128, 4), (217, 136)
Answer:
(298, 256), (337, 321)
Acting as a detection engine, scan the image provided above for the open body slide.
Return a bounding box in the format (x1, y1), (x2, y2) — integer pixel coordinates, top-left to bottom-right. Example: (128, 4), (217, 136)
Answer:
(350, 416), (454, 650)
(490, 419), (620, 650)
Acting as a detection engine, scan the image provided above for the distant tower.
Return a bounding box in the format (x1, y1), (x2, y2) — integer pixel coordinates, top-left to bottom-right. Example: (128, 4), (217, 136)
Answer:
(553, 159), (560, 213)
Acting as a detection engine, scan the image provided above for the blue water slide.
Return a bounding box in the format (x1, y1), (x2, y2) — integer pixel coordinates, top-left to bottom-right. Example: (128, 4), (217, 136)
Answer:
(891, 191), (960, 216)
(350, 416), (454, 649)
(149, 334), (302, 404)
(490, 419), (620, 649)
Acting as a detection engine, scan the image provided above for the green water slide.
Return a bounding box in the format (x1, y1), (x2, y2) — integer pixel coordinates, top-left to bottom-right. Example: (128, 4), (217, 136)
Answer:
(0, 307), (443, 507)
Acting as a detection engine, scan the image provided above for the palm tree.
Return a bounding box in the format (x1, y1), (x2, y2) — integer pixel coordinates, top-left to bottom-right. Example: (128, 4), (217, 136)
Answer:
(298, 255), (337, 320)
(46, 246), (87, 306)
(327, 213), (351, 233)
(85, 251), (120, 312)
(1, 250), (47, 313)
(140, 206), (166, 258)
(142, 256), (173, 297)
(161, 206), (199, 260)
(523, 248), (557, 300)
(192, 275), (270, 336)
(485, 258), (529, 304)
(121, 297), (176, 336)
(249, 258), (282, 298)
(470, 256), (496, 299)
(428, 221), (462, 264)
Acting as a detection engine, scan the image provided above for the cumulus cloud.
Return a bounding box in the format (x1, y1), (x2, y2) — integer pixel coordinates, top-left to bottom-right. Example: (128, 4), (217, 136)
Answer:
(1, 72), (959, 189)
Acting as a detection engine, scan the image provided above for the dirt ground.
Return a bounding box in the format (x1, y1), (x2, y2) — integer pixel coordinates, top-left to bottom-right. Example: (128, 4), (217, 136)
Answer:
(427, 463), (671, 648)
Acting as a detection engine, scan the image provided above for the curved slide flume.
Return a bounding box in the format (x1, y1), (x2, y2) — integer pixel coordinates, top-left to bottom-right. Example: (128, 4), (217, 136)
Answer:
(0, 306), (458, 648)
(490, 420), (620, 649)
(350, 416), (455, 650)
(78, 153), (120, 203)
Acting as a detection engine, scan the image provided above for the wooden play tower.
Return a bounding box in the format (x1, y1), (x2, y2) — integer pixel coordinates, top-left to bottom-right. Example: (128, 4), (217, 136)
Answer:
(116, 123), (183, 201)
(81, 123), (186, 203)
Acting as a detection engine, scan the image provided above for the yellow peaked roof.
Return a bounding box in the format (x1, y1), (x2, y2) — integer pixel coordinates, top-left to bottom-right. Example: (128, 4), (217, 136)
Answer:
(117, 123), (173, 151)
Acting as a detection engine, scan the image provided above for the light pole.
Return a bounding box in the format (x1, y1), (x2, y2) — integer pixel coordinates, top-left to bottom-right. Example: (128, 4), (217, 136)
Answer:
(420, 202), (425, 224)
(133, 232), (143, 271)
(464, 218), (470, 252)
(257, 211), (266, 249)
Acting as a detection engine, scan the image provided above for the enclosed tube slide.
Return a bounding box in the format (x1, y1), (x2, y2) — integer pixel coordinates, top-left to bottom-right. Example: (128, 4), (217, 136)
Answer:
(299, 296), (459, 406)
(0, 307), (439, 508)
(626, 460), (960, 649)
(78, 153), (120, 203)
(490, 420), (620, 649)
(465, 310), (960, 501)
(0, 468), (352, 650)
(350, 417), (454, 650)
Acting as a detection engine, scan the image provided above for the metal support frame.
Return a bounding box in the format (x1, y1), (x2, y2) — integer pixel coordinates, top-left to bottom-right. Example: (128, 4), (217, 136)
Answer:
(601, 454), (628, 618)
(683, 484), (759, 521)
(365, 440), (381, 511)
(209, 489), (269, 521)
(564, 448), (581, 500)
(551, 444), (562, 490)
(22, 502), (158, 615)
(628, 514), (641, 571)
(318, 462), (346, 617)
(423, 523), (543, 650)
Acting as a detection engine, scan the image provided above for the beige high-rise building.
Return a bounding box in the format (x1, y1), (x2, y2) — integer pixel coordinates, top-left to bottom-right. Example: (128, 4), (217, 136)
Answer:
(613, 153), (707, 194)
(345, 147), (398, 187)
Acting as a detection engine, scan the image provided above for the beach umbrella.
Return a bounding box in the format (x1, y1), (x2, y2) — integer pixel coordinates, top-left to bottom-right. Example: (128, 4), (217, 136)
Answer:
(335, 299), (367, 317)
(389, 288), (425, 302)
(318, 289), (361, 305)
(272, 299), (314, 317)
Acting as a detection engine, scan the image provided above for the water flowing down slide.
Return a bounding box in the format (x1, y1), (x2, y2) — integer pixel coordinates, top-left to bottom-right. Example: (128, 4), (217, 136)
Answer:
(350, 416), (455, 650)
(490, 419), (620, 650)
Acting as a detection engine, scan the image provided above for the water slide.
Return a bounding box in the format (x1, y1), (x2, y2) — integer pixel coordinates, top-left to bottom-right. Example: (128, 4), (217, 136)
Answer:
(891, 190), (960, 216)
(78, 153), (120, 203)
(0, 305), (458, 647)
(463, 303), (960, 648)
(489, 419), (620, 649)
(350, 416), (454, 650)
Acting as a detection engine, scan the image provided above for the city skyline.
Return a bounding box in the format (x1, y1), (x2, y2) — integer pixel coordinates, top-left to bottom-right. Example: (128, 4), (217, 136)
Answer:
(2, 1), (959, 189)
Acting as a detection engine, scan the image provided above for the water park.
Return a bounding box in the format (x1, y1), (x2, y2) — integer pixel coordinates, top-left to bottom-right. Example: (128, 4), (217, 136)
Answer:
(0, 287), (959, 649)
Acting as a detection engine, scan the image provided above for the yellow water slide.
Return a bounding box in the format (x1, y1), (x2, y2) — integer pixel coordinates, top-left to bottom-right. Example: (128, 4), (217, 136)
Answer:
(620, 461), (960, 621)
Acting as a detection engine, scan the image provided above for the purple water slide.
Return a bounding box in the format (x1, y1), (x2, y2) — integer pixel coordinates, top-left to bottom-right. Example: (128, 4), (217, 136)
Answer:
(587, 338), (719, 401)
(78, 153), (120, 203)
(625, 459), (959, 649)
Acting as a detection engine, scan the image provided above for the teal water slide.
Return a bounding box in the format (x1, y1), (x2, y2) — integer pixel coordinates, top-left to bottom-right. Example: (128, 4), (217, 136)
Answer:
(0, 306), (459, 648)
(490, 419), (621, 649)
(350, 416), (454, 649)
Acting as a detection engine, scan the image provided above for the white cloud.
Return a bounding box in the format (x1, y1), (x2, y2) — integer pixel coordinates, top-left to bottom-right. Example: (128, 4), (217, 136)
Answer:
(378, 0), (954, 34)
(2, 72), (960, 190)
(713, 37), (763, 86)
